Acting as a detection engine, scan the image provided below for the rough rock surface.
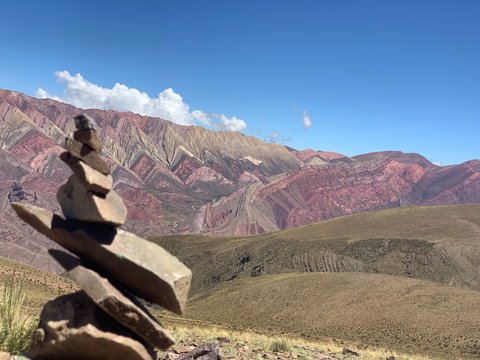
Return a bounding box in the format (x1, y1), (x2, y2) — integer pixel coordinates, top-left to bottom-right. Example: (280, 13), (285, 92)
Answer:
(49, 249), (175, 349)
(74, 113), (98, 131)
(57, 174), (125, 225)
(60, 152), (112, 194)
(65, 137), (110, 175)
(11, 203), (191, 314)
(73, 129), (102, 152)
(176, 342), (221, 360)
(28, 292), (154, 360)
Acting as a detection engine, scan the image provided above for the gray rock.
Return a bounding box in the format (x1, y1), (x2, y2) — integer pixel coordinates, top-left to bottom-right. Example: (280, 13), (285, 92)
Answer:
(74, 114), (97, 131)
(60, 152), (113, 195)
(73, 129), (102, 153)
(176, 343), (221, 360)
(342, 347), (360, 356)
(57, 174), (126, 226)
(49, 250), (175, 350)
(11, 203), (192, 314)
(28, 292), (154, 360)
(65, 137), (110, 175)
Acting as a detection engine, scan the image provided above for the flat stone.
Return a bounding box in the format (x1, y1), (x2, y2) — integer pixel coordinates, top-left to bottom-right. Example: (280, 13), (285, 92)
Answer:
(49, 250), (175, 350)
(60, 152), (112, 194)
(11, 203), (191, 314)
(74, 113), (98, 130)
(28, 292), (154, 360)
(57, 175), (126, 226)
(73, 129), (102, 152)
(65, 137), (110, 175)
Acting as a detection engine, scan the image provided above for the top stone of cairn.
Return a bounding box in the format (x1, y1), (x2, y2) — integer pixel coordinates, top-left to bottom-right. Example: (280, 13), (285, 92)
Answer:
(74, 114), (98, 131)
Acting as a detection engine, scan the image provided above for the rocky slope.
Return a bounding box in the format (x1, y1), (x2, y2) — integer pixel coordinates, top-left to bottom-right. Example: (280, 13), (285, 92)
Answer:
(1, 89), (479, 271)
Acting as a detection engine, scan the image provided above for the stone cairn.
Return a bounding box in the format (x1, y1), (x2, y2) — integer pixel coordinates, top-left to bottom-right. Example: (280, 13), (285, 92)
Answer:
(11, 114), (192, 360)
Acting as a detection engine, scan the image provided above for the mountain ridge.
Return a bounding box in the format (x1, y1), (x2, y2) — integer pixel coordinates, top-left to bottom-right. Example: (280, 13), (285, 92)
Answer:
(1, 88), (479, 271)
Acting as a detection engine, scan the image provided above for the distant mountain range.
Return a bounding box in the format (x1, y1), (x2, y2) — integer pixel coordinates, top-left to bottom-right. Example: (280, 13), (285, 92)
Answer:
(1, 88), (479, 271)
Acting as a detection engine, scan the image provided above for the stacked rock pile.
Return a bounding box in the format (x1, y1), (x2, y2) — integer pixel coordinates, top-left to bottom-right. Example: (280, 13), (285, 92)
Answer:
(11, 114), (192, 360)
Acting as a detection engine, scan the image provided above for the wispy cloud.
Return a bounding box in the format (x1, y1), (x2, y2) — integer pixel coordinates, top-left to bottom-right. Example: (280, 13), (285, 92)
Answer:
(268, 131), (279, 143)
(303, 110), (312, 129)
(36, 71), (247, 132)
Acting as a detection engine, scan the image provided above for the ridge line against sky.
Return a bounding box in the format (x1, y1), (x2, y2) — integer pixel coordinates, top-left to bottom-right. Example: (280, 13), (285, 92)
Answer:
(0, 0), (479, 165)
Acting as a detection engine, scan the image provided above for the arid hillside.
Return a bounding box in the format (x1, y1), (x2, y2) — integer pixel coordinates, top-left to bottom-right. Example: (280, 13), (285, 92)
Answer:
(186, 272), (480, 359)
(1, 89), (479, 272)
(154, 205), (480, 359)
(153, 204), (480, 294)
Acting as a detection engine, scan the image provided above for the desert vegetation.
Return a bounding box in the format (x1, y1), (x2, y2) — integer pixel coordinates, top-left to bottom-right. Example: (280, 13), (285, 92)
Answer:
(0, 276), (37, 354)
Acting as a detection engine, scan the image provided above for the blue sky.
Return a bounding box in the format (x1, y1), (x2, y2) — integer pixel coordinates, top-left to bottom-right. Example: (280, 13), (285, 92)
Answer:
(1, 1), (479, 165)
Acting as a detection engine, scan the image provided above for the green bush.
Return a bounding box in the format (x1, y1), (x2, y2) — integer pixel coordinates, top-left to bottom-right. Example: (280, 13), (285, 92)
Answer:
(0, 276), (37, 355)
(270, 338), (292, 353)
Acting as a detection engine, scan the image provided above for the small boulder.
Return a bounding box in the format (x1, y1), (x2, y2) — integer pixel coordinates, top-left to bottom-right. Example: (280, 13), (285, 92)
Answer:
(342, 347), (360, 356)
(176, 343), (221, 360)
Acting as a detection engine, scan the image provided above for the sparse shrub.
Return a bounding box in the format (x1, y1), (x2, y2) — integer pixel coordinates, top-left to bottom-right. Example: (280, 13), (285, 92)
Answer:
(270, 338), (291, 353)
(0, 276), (37, 354)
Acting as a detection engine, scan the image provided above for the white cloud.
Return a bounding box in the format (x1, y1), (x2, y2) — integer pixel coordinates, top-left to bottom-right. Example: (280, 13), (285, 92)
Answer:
(191, 111), (247, 132)
(191, 110), (212, 125)
(303, 110), (312, 129)
(218, 114), (247, 132)
(36, 71), (247, 131)
(268, 131), (279, 143)
(433, 161), (443, 166)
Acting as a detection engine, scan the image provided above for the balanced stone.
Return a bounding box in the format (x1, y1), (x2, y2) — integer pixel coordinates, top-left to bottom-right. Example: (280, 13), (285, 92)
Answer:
(28, 292), (154, 360)
(65, 137), (110, 175)
(49, 250), (175, 350)
(60, 152), (112, 194)
(12, 203), (192, 314)
(57, 175), (126, 226)
(74, 129), (102, 153)
(74, 113), (98, 130)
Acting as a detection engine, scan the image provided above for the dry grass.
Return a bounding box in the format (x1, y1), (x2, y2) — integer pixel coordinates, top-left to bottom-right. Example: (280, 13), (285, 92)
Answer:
(0, 256), (78, 316)
(0, 276), (38, 354)
(160, 322), (435, 360)
(185, 272), (480, 359)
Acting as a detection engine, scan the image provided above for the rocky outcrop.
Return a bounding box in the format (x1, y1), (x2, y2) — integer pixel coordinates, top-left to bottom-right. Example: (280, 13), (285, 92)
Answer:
(196, 152), (480, 234)
(11, 114), (191, 359)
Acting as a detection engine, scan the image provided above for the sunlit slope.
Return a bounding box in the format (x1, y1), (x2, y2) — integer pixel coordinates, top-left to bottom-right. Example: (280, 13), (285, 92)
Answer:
(0, 255), (77, 316)
(153, 204), (480, 294)
(186, 272), (480, 359)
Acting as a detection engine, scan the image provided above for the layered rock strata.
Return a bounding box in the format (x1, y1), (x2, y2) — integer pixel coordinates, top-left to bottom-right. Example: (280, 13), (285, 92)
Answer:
(11, 114), (191, 360)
